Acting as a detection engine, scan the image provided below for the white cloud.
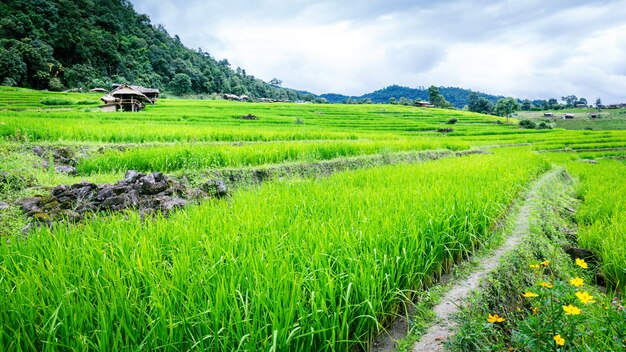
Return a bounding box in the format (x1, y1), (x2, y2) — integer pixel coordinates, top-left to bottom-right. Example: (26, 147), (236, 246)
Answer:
(131, 0), (626, 103)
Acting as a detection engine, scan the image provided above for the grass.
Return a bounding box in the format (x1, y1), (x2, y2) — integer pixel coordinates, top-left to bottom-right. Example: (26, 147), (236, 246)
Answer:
(0, 149), (549, 350)
(448, 169), (626, 351)
(567, 159), (626, 291)
(517, 108), (626, 130)
(1, 87), (625, 351)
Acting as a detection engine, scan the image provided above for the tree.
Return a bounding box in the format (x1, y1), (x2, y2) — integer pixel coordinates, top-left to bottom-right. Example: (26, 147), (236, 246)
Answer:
(388, 97), (397, 105)
(561, 95), (577, 108)
(577, 97), (587, 107)
(171, 73), (191, 95)
(474, 98), (493, 115)
(595, 98), (602, 110)
(0, 46), (27, 85)
(399, 97), (411, 105)
(494, 97), (520, 122)
(269, 78), (282, 87)
(521, 99), (533, 111)
(428, 85), (452, 108)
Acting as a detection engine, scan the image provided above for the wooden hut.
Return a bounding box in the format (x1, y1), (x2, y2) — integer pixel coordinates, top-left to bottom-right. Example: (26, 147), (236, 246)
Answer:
(110, 84), (150, 112)
(543, 112), (554, 117)
(563, 113), (575, 119)
(110, 84), (160, 104)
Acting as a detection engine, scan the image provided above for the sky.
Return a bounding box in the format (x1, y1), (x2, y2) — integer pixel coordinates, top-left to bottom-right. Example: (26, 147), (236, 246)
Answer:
(130, 0), (626, 103)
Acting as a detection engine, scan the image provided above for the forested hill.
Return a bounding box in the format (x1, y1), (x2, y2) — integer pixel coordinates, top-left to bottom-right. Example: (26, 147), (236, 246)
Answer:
(0, 0), (310, 100)
(321, 85), (503, 108)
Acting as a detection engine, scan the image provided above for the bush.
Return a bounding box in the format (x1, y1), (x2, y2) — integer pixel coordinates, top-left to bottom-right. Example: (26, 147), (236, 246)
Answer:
(48, 77), (65, 91)
(2, 77), (17, 87)
(40, 97), (73, 106)
(519, 120), (537, 129)
(537, 122), (551, 130)
(446, 118), (458, 125)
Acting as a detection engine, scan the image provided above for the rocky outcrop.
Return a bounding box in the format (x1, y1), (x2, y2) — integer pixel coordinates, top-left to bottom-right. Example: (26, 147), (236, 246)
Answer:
(15, 170), (227, 233)
(33, 145), (78, 174)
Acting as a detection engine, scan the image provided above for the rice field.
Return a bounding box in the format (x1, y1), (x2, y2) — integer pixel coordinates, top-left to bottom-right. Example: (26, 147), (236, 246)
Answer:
(0, 87), (624, 350)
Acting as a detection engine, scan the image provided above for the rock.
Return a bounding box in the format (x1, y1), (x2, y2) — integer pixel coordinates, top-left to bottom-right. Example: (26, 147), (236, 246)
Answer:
(136, 173), (168, 195)
(0, 201), (10, 210)
(52, 185), (69, 196)
(33, 212), (52, 222)
(563, 245), (596, 263)
(15, 197), (42, 213)
(202, 179), (228, 197)
(124, 170), (142, 183)
(95, 187), (117, 202)
(100, 196), (126, 210)
(33, 146), (46, 157)
(54, 165), (77, 174)
(22, 221), (52, 235)
(161, 198), (187, 213)
(54, 147), (74, 160)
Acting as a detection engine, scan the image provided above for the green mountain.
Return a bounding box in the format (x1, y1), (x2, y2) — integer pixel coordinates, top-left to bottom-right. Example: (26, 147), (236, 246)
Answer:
(0, 0), (311, 100)
(321, 85), (503, 108)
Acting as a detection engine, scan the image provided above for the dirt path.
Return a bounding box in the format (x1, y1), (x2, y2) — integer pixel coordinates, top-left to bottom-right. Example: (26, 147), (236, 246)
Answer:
(372, 169), (557, 352)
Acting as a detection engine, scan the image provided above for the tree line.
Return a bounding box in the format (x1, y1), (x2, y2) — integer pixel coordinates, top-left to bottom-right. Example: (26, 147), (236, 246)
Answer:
(0, 0), (312, 101)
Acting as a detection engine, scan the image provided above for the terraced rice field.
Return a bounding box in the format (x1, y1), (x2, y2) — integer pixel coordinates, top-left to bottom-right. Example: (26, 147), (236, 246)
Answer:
(0, 86), (624, 350)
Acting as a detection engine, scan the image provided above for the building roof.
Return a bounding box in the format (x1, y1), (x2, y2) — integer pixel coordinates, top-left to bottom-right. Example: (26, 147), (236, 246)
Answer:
(100, 95), (118, 103)
(111, 84), (160, 95)
(110, 85), (150, 101)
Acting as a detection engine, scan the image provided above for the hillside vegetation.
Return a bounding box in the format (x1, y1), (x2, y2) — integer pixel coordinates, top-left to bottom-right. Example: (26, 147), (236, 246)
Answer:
(0, 0), (310, 100)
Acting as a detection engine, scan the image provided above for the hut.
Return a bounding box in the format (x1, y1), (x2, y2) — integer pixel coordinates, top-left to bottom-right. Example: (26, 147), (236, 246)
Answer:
(90, 88), (108, 93)
(110, 84), (160, 104)
(563, 113), (575, 119)
(98, 104), (118, 112)
(415, 101), (435, 108)
(543, 112), (554, 117)
(112, 85), (150, 112)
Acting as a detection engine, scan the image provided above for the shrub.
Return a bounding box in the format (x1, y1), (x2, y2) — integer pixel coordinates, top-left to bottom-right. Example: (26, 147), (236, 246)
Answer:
(537, 122), (551, 130)
(519, 120), (537, 129)
(446, 118), (458, 124)
(40, 97), (73, 105)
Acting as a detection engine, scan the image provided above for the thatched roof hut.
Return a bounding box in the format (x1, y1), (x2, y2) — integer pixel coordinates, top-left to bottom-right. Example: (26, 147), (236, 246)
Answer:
(109, 84), (150, 112)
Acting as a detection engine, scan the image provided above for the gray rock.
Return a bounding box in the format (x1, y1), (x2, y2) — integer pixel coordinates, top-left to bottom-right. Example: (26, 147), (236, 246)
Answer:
(100, 196), (126, 209)
(124, 170), (142, 183)
(15, 197), (42, 212)
(161, 198), (187, 213)
(33, 146), (46, 157)
(55, 165), (77, 174)
(0, 201), (10, 210)
(95, 188), (117, 202)
(202, 179), (228, 197)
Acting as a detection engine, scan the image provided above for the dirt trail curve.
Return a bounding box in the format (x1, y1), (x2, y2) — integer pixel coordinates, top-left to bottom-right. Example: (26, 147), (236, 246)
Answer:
(372, 169), (558, 352)
(411, 169), (557, 351)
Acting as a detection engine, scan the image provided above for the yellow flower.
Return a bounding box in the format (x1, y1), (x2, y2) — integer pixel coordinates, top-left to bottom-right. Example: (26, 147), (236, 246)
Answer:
(541, 260), (550, 267)
(529, 264), (541, 269)
(575, 258), (588, 269)
(563, 304), (581, 315)
(540, 282), (553, 288)
(575, 291), (596, 304)
(523, 291), (539, 298)
(487, 313), (505, 323)
(569, 277), (584, 287)
(554, 334), (565, 346)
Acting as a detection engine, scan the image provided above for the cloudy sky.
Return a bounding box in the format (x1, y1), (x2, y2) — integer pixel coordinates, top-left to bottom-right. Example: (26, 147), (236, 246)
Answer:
(130, 0), (626, 103)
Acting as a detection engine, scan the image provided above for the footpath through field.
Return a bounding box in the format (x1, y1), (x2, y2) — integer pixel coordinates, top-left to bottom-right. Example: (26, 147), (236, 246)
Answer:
(411, 169), (558, 351)
(372, 168), (558, 352)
